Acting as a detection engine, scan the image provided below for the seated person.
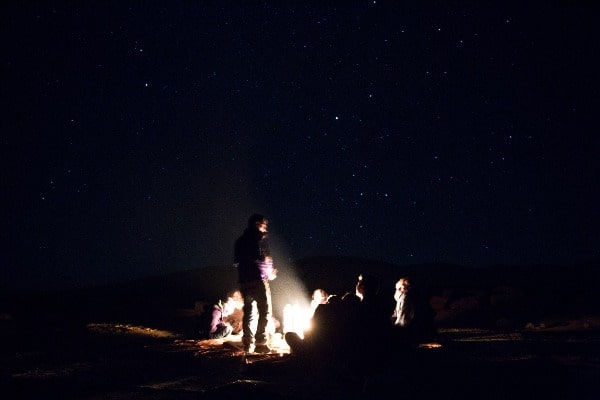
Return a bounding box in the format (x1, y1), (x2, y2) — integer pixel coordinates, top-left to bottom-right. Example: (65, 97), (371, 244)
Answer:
(285, 274), (393, 377)
(393, 277), (414, 327)
(197, 290), (244, 339)
(391, 277), (436, 344)
(285, 294), (350, 358)
(310, 288), (329, 313)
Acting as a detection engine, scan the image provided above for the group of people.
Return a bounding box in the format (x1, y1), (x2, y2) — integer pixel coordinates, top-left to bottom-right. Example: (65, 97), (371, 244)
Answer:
(286, 274), (435, 370)
(199, 213), (435, 365)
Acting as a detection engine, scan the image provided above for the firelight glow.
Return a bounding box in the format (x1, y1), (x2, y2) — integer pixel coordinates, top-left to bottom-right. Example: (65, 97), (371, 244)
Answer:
(282, 303), (313, 338)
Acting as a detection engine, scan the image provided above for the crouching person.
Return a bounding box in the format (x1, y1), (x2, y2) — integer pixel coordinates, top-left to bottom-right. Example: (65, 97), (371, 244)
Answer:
(197, 290), (244, 340)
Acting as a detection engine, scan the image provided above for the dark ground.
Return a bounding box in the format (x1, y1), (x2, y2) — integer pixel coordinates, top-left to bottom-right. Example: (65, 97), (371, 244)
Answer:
(1, 260), (599, 399)
(1, 323), (598, 400)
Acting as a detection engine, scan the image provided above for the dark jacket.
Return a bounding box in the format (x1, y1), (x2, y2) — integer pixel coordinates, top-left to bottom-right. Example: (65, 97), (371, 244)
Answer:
(234, 227), (271, 283)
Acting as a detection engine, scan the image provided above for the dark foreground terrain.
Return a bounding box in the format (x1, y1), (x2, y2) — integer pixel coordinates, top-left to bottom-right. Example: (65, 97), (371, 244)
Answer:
(1, 259), (599, 399)
(1, 324), (598, 399)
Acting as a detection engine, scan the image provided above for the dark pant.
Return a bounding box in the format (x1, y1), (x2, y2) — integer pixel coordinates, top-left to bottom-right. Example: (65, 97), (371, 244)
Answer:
(240, 279), (272, 345)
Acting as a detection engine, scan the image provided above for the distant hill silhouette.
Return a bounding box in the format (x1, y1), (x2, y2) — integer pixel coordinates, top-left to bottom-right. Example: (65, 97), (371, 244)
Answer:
(2, 257), (598, 332)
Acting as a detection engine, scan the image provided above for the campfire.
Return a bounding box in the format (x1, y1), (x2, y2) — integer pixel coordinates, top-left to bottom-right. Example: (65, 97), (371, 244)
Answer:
(282, 303), (313, 339)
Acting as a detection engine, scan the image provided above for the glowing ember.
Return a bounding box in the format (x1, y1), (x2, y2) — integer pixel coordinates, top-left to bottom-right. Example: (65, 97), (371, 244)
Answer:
(418, 342), (443, 349)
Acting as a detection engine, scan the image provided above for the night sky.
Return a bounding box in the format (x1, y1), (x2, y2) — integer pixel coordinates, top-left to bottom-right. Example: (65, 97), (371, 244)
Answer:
(2, 1), (598, 291)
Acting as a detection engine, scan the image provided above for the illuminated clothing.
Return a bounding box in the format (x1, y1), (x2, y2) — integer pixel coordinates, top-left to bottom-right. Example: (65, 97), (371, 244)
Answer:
(392, 288), (436, 344)
(234, 226), (272, 346)
(234, 228), (270, 283)
(198, 304), (233, 339)
(393, 291), (415, 327)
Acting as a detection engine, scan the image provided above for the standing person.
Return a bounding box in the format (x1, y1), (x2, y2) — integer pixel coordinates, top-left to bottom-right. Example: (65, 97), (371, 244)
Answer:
(234, 213), (277, 353)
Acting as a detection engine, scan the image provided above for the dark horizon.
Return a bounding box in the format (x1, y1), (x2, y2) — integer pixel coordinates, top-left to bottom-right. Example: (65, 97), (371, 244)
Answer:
(3, 255), (599, 295)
